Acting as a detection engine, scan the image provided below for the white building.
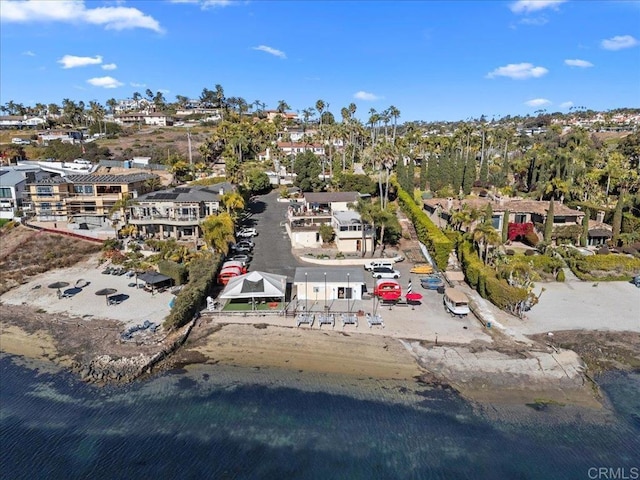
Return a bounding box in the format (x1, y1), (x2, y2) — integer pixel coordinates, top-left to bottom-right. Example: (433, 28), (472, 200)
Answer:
(293, 267), (366, 302)
(0, 166), (52, 219)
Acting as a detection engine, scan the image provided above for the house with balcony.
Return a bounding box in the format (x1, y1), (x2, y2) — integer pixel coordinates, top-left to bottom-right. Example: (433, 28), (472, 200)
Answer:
(128, 182), (235, 240)
(286, 191), (373, 251)
(28, 173), (157, 227)
(422, 195), (585, 244)
(0, 166), (53, 219)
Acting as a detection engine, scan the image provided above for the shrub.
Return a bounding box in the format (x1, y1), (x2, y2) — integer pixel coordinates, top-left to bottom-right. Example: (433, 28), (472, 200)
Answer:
(335, 251), (345, 259)
(163, 254), (221, 330)
(523, 231), (539, 247)
(393, 177), (453, 270)
(158, 259), (188, 285)
(524, 249), (536, 256)
(458, 239), (529, 315)
(556, 269), (565, 282)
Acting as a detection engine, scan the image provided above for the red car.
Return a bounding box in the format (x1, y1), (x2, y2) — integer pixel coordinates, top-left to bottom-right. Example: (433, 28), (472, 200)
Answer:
(373, 279), (402, 301)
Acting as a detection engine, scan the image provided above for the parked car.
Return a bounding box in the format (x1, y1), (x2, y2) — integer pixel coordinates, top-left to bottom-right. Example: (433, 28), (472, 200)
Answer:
(373, 279), (402, 301)
(371, 267), (401, 279)
(364, 260), (395, 271)
(237, 228), (257, 238)
(420, 275), (444, 290)
(230, 244), (252, 254)
(633, 275), (640, 288)
(229, 254), (251, 266)
(236, 239), (255, 249)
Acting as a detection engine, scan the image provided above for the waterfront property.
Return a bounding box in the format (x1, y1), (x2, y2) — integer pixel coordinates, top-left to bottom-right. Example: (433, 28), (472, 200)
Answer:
(28, 173), (158, 227)
(128, 181), (235, 240)
(293, 267), (366, 303)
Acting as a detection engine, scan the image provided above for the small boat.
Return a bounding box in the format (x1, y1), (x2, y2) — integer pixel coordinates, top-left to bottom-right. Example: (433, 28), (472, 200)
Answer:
(443, 287), (470, 318)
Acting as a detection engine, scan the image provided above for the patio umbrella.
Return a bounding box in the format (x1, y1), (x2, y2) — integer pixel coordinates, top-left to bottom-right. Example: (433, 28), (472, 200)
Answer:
(95, 288), (118, 305)
(48, 281), (69, 299)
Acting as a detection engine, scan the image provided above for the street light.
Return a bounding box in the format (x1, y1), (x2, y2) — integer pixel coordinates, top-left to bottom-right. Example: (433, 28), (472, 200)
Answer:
(305, 272), (308, 313)
(324, 272), (327, 312)
(347, 272), (350, 315)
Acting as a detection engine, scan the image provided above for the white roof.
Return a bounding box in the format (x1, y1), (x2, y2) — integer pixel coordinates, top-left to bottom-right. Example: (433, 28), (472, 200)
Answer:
(219, 271), (287, 299)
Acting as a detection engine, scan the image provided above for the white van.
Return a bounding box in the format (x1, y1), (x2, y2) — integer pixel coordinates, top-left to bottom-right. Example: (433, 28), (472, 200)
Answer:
(364, 260), (395, 271)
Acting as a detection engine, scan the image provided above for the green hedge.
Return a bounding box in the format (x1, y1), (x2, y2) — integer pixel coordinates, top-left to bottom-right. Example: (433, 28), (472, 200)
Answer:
(158, 260), (188, 285)
(572, 253), (640, 281)
(392, 178), (453, 270)
(459, 239), (529, 313)
(163, 254), (222, 330)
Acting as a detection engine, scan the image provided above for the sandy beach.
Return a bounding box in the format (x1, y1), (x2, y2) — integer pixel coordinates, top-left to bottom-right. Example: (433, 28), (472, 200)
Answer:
(1, 250), (638, 407)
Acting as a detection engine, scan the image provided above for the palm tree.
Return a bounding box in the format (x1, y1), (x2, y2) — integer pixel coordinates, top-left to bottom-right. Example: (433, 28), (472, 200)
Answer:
(221, 191), (245, 216)
(201, 212), (235, 255)
(388, 106), (400, 143)
(276, 100), (290, 114)
(472, 222), (501, 264)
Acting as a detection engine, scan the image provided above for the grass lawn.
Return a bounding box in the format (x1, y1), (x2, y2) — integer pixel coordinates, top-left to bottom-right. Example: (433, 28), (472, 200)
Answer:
(222, 299), (283, 311)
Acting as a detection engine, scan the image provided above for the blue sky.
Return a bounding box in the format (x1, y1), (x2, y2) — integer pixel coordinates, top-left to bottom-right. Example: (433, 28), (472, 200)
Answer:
(1, 0), (639, 122)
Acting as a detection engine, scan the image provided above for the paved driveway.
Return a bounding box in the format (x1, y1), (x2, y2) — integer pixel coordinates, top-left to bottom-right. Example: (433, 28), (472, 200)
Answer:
(243, 190), (304, 281)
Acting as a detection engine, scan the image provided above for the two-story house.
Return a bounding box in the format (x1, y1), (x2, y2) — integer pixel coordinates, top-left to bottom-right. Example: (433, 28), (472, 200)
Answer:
(286, 191), (373, 251)
(28, 173), (157, 227)
(128, 182), (236, 240)
(0, 166), (53, 219)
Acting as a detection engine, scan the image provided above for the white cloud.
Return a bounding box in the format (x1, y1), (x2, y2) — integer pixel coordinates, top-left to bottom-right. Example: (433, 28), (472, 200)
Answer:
(102, 63), (117, 70)
(158, 89), (170, 94)
(252, 45), (286, 59)
(22, 50), (36, 56)
(564, 59), (594, 68)
(510, 0), (566, 14)
(58, 54), (103, 69)
(486, 62), (548, 79)
(525, 98), (551, 107)
(87, 76), (123, 89)
(169, 0), (233, 8)
(559, 101), (574, 109)
(601, 35), (638, 51)
(130, 82), (146, 88)
(353, 91), (381, 101)
(0, 0), (163, 33)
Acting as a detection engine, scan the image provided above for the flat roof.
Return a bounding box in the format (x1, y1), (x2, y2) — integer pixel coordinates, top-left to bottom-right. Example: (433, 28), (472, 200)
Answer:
(293, 267), (365, 284)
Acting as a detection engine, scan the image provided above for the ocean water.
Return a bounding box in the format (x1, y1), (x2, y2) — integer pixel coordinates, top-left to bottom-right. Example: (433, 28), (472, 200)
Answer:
(1, 354), (638, 480)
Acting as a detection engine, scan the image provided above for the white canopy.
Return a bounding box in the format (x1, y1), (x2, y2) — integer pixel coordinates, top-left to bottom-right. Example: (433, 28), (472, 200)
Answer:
(219, 271), (287, 300)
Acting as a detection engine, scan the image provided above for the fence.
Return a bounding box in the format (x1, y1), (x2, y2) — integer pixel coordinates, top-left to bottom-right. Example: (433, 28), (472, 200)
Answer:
(25, 222), (105, 243)
(98, 159), (168, 171)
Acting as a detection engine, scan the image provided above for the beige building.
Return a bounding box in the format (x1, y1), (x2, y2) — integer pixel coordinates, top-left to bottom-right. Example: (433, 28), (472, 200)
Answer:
(28, 173), (157, 227)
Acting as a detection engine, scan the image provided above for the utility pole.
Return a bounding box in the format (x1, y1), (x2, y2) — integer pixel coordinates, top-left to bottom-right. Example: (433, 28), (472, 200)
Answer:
(187, 128), (193, 165)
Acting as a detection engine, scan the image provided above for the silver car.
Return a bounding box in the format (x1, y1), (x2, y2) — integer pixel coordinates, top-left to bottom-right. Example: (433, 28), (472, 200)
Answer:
(371, 267), (401, 279)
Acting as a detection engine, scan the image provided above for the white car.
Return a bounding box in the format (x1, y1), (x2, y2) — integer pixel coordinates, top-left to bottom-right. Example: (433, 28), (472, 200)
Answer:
(237, 228), (257, 238)
(371, 267), (401, 279)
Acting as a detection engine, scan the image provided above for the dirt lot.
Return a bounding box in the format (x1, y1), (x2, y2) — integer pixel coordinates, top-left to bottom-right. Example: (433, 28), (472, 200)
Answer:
(0, 225), (102, 295)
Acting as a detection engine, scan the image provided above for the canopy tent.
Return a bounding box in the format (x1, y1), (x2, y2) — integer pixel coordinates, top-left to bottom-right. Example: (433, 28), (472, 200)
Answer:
(138, 272), (173, 286)
(219, 271), (287, 309)
(137, 271), (173, 294)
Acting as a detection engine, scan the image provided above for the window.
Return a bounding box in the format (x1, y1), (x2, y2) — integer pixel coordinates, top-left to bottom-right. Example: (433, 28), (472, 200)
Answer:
(74, 185), (94, 195)
(492, 215), (501, 230)
(0, 188), (11, 199)
(554, 216), (566, 224)
(36, 186), (53, 197)
(515, 214), (527, 224)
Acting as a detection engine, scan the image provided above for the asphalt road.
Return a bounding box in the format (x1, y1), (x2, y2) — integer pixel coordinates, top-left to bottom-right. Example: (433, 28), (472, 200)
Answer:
(241, 190), (304, 281)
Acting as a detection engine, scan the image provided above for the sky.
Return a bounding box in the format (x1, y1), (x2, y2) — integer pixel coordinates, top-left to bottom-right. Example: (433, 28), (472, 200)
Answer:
(1, 0), (639, 122)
